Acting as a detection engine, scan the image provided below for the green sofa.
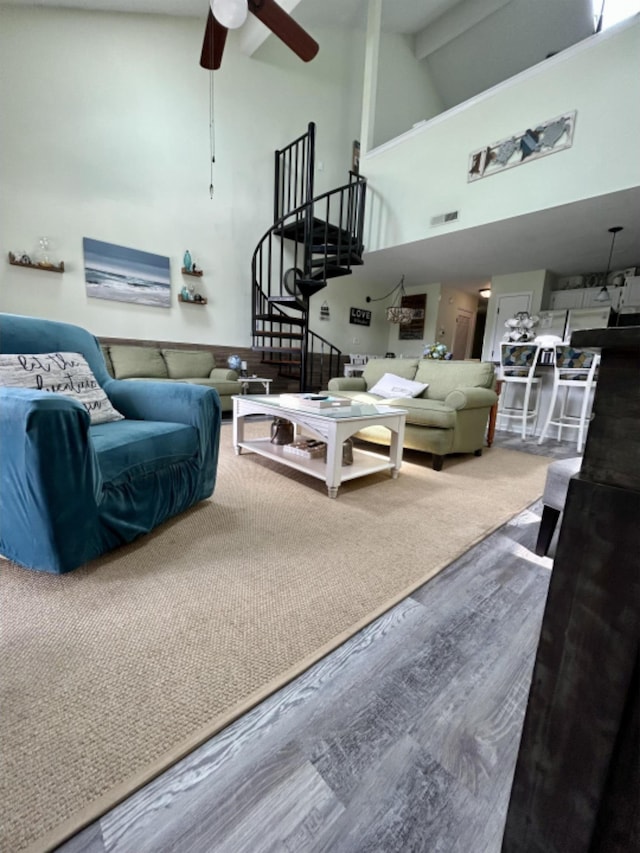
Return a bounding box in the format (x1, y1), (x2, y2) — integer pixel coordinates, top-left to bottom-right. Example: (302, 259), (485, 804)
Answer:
(101, 344), (242, 412)
(327, 357), (498, 470)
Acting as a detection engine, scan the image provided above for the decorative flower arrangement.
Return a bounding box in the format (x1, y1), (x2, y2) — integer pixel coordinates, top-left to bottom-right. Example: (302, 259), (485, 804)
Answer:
(503, 311), (540, 342)
(423, 343), (452, 360)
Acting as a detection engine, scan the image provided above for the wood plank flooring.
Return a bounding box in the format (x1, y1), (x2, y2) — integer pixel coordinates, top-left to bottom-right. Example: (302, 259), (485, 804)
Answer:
(54, 431), (566, 853)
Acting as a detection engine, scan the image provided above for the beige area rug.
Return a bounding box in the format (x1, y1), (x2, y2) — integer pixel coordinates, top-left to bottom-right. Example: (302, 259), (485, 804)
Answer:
(0, 422), (550, 853)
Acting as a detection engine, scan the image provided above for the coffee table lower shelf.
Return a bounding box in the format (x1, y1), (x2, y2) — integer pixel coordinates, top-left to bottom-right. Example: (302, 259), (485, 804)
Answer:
(236, 437), (397, 487)
(233, 395), (406, 497)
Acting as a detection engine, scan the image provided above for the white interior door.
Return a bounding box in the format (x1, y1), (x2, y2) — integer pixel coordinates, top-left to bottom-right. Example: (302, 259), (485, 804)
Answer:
(452, 308), (473, 359)
(490, 292), (532, 361)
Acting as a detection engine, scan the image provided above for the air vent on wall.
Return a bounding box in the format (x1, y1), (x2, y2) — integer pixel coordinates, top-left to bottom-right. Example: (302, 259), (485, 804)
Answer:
(430, 210), (459, 227)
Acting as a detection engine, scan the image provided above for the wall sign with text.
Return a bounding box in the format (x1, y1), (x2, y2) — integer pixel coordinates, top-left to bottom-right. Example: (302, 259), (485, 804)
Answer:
(350, 307), (371, 326)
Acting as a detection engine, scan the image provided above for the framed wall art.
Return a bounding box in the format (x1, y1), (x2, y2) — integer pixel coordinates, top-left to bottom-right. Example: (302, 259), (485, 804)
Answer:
(83, 238), (171, 308)
(350, 306), (371, 326)
(399, 294), (426, 340)
(468, 111), (576, 183)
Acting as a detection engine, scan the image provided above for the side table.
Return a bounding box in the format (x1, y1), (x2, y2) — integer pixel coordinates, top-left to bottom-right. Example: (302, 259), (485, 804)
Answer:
(343, 364), (365, 378)
(240, 377), (272, 395)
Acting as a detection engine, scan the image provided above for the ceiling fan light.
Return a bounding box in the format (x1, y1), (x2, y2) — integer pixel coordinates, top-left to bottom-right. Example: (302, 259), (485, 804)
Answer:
(211, 0), (248, 29)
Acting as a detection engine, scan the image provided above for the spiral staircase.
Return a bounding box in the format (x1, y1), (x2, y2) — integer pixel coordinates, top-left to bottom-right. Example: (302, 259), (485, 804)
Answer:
(252, 123), (367, 392)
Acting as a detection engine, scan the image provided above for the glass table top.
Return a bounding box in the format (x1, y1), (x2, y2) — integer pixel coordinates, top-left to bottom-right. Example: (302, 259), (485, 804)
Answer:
(236, 394), (407, 419)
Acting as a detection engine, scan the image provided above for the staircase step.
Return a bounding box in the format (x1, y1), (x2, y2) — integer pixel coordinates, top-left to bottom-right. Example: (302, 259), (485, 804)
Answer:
(309, 266), (352, 281)
(296, 280), (327, 298)
(310, 244), (363, 259)
(253, 330), (304, 340)
(252, 346), (303, 355)
(267, 294), (302, 303)
(255, 313), (305, 327)
(274, 217), (353, 246)
(310, 253), (363, 267)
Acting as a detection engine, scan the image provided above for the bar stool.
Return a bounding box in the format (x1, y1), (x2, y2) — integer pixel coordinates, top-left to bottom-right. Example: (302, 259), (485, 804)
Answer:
(497, 343), (543, 439)
(537, 345), (600, 453)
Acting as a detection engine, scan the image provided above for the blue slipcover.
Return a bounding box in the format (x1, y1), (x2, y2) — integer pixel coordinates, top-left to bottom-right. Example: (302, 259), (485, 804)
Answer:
(0, 313), (221, 573)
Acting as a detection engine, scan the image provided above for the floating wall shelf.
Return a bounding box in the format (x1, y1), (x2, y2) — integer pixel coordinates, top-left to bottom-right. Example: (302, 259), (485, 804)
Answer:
(178, 293), (208, 306)
(8, 252), (64, 273)
(181, 267), (203, 277)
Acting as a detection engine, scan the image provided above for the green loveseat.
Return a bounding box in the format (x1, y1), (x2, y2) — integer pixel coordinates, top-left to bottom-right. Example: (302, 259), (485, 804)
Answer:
(327, 357), (498, 470)
(101, 344), (242, 412)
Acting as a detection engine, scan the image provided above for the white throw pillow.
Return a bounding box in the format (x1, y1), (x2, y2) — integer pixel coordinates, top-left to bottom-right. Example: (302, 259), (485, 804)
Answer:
(0, 352), (125, 425)
(368, 372), (428, 399)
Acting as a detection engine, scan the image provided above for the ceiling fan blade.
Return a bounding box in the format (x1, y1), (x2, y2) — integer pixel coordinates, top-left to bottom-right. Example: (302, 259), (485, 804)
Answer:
(200, 9), (228, 70)
(249, 0), (319, 63)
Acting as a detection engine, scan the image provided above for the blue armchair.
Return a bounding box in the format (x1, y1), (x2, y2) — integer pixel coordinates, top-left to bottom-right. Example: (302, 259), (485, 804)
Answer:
(0, 313), (222, 573)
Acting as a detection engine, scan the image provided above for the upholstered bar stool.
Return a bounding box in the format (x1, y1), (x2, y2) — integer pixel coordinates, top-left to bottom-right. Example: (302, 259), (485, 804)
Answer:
(497, 343), (543, 439)
(535, 456), (582, 556)
(537, 345), (600, 453)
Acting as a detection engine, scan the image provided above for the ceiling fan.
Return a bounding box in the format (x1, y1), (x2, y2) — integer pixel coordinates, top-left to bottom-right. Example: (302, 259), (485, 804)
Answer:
(200, 0), (320, 70)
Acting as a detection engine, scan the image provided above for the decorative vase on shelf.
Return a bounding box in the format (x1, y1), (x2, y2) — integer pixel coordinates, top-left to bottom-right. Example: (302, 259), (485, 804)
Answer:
(183, 250), (192, 272)
(37, 236), (52, 266)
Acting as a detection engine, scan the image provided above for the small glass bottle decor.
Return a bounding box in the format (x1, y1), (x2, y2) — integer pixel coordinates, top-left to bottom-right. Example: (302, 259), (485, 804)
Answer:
(37, 236), (52, 267)
(183, 250), (192, 272)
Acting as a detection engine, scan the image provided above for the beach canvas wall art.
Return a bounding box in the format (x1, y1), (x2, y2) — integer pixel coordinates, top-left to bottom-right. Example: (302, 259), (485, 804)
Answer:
(83, 238), (171, 308)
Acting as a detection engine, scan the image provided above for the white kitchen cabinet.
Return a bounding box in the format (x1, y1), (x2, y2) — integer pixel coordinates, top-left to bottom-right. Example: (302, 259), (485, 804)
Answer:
(619, 276), (640, 309)
(549, 286), (623, 311)
(549, 289), (584, 310)
(581, 286), (623, 310)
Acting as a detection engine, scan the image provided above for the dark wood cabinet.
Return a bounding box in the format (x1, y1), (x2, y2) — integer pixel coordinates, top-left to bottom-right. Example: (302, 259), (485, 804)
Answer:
(502, 326), (640, 853)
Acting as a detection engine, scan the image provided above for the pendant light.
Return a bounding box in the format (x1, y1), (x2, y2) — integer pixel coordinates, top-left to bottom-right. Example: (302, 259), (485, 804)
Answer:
(366, 275), (418, 324)
(594, 226), (623, 303)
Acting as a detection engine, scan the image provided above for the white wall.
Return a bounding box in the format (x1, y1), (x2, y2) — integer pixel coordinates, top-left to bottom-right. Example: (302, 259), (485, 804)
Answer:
(310, 275), (390, 358)
(373, 32), (444, 148)
(362, 18), (640, 255)
(481, 269), (548, 361)
(422, 0), (594, 112)
(0, 6), (365, 349)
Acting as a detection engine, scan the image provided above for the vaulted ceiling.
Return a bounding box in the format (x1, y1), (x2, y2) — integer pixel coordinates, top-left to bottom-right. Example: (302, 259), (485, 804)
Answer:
(5, 0), (639, 288)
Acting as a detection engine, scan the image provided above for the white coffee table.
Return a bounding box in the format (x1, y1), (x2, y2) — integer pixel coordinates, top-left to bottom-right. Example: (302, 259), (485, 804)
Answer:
(233, 394), (407, 498)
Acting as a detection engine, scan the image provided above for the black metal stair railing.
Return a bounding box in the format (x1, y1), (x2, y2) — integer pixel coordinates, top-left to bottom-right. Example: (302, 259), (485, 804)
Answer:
(251, 122), (367, 392)
(274, 123), (315, 226)
(304, 328), (343, 393)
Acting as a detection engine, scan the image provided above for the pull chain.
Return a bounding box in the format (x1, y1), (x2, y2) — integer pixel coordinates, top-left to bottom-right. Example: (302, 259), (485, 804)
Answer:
(209, 70), (216, 198)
